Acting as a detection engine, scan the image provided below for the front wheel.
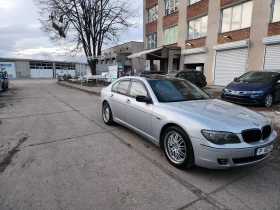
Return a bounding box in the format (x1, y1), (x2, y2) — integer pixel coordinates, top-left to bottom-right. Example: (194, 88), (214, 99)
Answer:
(102, 102), (114, 125)
(162, 126), (194, 169)
(264, 93), (273, 108)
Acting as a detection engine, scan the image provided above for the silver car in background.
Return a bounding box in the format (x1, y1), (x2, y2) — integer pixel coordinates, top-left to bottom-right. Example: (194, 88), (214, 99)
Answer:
(100, 75), (277, 169)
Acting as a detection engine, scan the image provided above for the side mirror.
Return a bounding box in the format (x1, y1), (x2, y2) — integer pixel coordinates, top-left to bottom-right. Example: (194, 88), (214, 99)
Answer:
(136, 95), (152, 104)
(234, 77), (238, 82)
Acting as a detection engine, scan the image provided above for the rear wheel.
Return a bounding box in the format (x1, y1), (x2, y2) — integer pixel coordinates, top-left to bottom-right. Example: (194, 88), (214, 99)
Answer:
(162, 126), (194, 169)
(102, 102), (114, 125)
(264, 93), (273, 108)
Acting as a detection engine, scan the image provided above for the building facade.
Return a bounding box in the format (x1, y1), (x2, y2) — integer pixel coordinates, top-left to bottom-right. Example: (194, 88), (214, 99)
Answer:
(0, 57), (87, 78)
(95, 41), (145, 75)
(143, 0), (280, 85)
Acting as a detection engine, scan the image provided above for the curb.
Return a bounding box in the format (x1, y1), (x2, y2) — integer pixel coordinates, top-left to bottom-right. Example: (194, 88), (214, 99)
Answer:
(57, 82), (101, 96)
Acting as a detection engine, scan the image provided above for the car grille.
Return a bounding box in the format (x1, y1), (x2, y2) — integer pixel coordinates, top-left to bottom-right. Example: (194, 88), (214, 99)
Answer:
(242, 129), (262, 143)
(222, 96), (251, 104)
(262, 125), (272, 140)
(242, 125), (272, 143)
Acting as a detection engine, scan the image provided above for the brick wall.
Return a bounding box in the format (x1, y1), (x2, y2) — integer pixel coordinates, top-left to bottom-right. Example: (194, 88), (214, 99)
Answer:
(146, 21), (158, 34)
(187, 0), (209, 19)
(185, 37), (206, 49)
(217, 28), (250, 44)
(220, 0), (242, 7)
(163, 11), (179, 28)
(164, 43), (178, 48)
(268, 22), (280, 37)
(146, 0), (157, 8)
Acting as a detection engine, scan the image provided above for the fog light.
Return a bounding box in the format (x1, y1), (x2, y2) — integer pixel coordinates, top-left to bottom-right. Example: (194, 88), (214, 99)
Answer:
(217, 159), (228, 165)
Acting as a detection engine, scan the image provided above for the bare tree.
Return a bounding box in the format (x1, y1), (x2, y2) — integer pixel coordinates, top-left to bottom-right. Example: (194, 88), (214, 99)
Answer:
(34, 0), (138, 74)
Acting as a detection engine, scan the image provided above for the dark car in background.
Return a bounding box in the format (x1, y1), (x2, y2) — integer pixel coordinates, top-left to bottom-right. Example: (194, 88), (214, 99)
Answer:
(140, 71), (166, 75)
(221, 69), (280, 108)
(0, 69), (9, 91)
(175, 70), (207, 88)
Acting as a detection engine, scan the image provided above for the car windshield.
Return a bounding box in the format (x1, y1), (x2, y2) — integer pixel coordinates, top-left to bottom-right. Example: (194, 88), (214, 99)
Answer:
(148, 79), (210, 103)
(0, 72), (3, 78)
(236, 71), (277, 83)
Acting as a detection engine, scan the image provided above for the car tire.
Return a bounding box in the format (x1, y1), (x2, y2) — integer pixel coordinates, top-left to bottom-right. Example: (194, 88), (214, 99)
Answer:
(264, 93), (273, 108)
(162, 126), (194, 169)
(102, 102), (114, 125)
(6, 83), (8, 89)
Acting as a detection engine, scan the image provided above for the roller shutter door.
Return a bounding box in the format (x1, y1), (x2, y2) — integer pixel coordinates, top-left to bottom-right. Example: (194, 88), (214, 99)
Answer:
(214, 48), (248, 86)
(184, 53), (205, 64)
(30, 69), (53, 78)
(264, 44), (280, 69)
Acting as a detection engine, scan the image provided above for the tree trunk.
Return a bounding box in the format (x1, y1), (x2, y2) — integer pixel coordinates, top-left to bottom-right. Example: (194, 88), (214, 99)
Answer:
(88, 60), (97, 75)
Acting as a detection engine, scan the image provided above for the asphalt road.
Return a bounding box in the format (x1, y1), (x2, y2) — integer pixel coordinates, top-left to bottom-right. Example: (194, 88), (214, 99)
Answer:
(0, 79), (280, 210)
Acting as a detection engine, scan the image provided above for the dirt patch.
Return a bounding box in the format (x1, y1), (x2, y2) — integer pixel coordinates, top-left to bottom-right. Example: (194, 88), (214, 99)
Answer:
(0, 137), (28, 173)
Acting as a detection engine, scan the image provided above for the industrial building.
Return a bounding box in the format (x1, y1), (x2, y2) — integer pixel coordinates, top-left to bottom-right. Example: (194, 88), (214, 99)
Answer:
(136, 0), (280, 86)
(0, 57), (87, 79)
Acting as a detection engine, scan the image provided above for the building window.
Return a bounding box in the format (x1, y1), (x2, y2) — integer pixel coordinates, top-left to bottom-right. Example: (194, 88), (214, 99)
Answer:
(146, 33), (157, 49)
(187, 16), (208, 40)
(221, 1), (253, 33)
(271, 0), (280, 23)
(147, 4), (158, 23)
(189, 0), (201, 6)
(165, 0), (179, 16)
(164, 25), (178, 45)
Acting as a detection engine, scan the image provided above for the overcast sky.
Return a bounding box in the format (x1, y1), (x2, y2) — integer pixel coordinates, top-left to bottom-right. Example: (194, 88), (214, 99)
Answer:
(0, 0), (143, 62)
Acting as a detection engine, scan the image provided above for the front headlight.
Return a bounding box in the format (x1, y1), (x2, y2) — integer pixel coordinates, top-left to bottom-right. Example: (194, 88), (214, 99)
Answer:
(201, 130), (241, 145)
(223, 88), (229, 92)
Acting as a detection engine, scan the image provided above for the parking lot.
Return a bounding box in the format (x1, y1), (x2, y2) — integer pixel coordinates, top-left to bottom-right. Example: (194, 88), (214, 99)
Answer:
(0, 79), (280, 210)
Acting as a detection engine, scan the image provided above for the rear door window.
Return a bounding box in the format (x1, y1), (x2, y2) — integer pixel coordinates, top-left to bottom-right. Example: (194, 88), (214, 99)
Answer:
(129, 81), (148, 98)
(117, 80), (130, 95)
(177, 72), (186, 79)
(185, 72), (196, 81)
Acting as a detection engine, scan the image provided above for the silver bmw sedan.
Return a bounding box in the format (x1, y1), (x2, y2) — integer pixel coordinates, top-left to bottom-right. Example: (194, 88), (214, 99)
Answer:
(100, 75), (277, 169)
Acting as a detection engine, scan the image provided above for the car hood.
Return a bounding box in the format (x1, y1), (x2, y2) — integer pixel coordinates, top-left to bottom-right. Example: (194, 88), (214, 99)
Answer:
(161, 99), (269, 132)
(225, 82), (268, 91)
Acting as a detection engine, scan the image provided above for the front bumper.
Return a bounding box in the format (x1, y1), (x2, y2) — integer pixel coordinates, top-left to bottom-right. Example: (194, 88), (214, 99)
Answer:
(191, 131), (277, 169)
(221, 92), (265, 105)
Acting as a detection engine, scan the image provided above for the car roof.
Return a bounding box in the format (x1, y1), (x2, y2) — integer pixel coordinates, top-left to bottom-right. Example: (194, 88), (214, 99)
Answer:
(252, 69), (280, 73)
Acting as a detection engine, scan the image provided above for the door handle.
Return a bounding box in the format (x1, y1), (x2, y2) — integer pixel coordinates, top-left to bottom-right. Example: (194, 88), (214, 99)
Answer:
(111, 94), (114, 98)
(126, 99), (130, 104)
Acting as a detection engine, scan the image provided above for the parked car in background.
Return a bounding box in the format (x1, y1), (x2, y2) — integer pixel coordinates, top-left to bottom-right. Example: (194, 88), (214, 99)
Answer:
(221, 69), (280, 108)
(175, 70), (207, 88)
(0, 69), (9, 91)
(140, 71), (166, 75)
(165, 71), (179, 77)
(101, 75), (276, 169)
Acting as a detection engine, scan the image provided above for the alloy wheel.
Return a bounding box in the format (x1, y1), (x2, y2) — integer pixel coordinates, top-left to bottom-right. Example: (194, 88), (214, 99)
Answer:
(164, 131), (187, 164)
(103, 104), (110, 123)
(265, 94), (273, 108)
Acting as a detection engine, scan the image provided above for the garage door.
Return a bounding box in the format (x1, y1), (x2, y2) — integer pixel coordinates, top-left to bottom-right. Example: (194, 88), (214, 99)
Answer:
(214, 48), (248, 86)
(30, 69), (53, 78)
(264, 44), (280, 69)
(184, 53), (205, 64)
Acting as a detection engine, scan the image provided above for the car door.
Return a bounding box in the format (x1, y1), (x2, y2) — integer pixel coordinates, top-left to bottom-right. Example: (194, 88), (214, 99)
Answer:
(125, 80), (153, 136)
(274, 73), (280, 102)
(109, 79), (131, 123)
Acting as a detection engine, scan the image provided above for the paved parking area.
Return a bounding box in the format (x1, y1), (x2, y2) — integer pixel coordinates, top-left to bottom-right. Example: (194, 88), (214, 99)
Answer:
(0, 79), (280, 210)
